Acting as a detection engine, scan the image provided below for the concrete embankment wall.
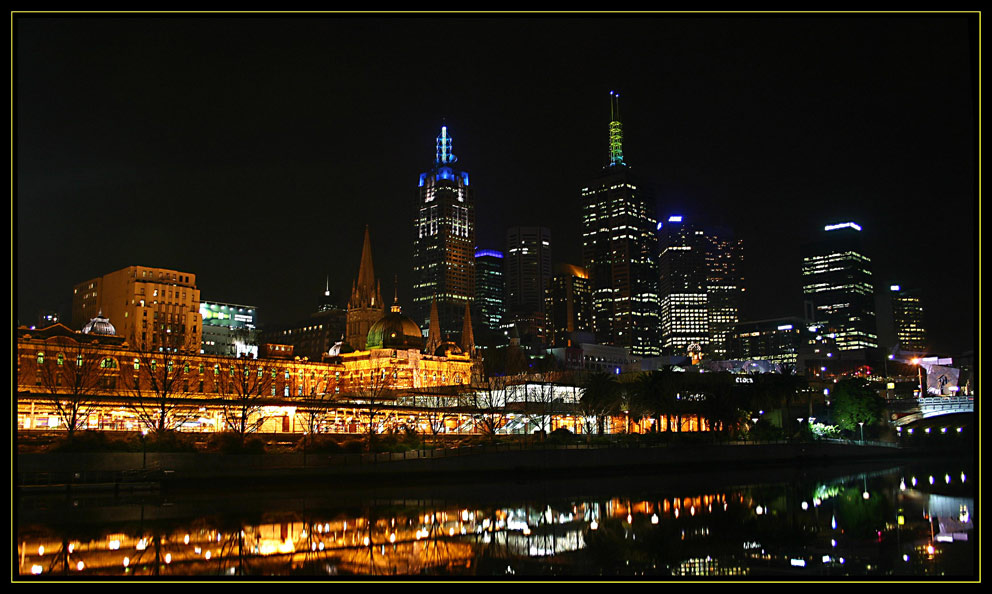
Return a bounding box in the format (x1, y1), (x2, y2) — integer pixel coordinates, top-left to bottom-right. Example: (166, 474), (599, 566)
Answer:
(17, 442), (909, 487)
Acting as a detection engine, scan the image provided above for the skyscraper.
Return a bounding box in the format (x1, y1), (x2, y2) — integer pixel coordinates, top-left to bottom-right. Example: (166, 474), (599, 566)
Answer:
(657, 216), (744, 359)
(474, 249), (505, 332)
(413, 124), (476, 340)
(580, 92), (660, 357)
(502, 226), (552, 349)
(889, 284), (928, 353)
(704, 228), (744, 358)
(801, 222), (878, 351)
(657, 216), (709, 356)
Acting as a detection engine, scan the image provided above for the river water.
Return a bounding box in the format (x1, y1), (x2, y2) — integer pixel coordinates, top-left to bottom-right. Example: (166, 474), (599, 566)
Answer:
(16, 457), (975, 579)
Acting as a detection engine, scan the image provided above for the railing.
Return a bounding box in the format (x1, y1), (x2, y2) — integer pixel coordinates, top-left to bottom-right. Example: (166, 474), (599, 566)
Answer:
(318, 436), (900, 466)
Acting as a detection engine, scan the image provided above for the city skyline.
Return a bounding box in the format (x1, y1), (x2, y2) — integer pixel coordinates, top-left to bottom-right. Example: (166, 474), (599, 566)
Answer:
(14, 14), (977, 355)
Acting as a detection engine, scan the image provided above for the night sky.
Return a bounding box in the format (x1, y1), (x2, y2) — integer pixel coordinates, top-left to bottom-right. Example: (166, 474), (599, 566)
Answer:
(14, 15), (978, 355)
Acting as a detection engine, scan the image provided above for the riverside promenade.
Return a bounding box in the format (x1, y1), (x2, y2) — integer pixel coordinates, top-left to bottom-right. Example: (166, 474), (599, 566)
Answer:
(17, 439), (912, 493)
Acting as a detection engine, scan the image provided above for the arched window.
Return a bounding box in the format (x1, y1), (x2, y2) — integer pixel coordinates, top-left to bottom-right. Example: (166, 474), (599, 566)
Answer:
(36, 352), (44, 365)
(57, 353), (64, 366)
(133, 358), (140, 370)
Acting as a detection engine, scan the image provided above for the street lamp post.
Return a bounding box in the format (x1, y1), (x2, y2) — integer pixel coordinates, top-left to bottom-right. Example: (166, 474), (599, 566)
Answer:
(858, 421), (865, 444)
(141, 428), (148, 469)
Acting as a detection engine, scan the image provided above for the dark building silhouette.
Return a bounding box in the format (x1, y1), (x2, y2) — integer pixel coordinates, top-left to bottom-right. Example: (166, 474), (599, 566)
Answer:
(545, 263), (593, 348)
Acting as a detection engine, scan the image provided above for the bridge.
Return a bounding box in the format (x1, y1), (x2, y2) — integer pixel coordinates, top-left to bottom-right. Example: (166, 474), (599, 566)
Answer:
(891, 396), (974, 427)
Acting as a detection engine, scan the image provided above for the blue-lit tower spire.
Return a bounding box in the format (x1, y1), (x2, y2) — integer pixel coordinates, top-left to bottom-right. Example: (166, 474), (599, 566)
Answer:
(435, 123), (457, 165)
(413, 123), (476, 341)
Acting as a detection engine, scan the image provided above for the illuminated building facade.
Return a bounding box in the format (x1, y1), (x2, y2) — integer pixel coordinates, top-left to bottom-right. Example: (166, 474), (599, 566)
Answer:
(71, 266), (201, 352)
(16, 322), (479, 433)
(801, 222), (878, 351)
(580, 92), (660, 356)
(545, 263), (592, 348)
(889, 285), (928, 353)
(412, 125), (476, 340)
(474, 249), (505, 332)
(200, 301), (258, 357)
(704, 229), (744, 358)
(658, 216), (709, 356)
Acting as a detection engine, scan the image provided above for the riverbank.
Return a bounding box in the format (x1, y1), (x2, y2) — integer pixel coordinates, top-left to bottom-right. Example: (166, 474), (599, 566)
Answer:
(16, 439), (940, 494)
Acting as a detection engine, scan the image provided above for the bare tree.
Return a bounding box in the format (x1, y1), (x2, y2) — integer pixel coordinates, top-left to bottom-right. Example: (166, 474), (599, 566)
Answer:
(34, 336), (106, 438)
(411, 385), (460, 445)
(295, 367), (339, 462)
(472, 375), (509, 437)
(219, 356), (276, 444)
(350, 361), (397, 452)
(121, 335), (200, 433)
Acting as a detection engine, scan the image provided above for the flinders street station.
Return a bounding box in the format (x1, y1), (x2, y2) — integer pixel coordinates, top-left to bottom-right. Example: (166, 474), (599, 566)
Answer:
(15, 226), (485, 436)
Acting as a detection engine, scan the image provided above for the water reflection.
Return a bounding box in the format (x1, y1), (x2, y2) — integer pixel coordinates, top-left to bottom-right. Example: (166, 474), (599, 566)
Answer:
(17, 460), (974, 578)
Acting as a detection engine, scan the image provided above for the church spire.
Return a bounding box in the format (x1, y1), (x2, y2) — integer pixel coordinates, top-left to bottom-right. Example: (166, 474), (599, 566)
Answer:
(460, 301), (475, 356)
(425, 298), (442, 355)
(608, 90), (625, 167)
(357, 225), (376, 296)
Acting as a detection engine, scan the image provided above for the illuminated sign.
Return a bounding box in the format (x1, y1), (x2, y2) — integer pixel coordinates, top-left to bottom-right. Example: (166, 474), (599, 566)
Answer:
(890, 285), (901, 291)
(777, 324), (794, 331)
(824, 222), (862, 232)
(668, 215), (683, 223)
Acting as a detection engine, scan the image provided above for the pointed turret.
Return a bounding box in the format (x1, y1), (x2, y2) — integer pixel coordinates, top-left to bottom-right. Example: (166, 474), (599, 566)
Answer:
(425, 298), (442, 355)
(460, 301), (475, 356)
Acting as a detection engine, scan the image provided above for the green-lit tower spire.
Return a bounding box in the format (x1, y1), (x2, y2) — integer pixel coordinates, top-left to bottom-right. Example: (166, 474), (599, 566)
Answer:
(608, 90), (625, 167)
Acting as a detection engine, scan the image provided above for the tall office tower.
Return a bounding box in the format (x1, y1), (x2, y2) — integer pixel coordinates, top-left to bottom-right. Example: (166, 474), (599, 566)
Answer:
(704, 229), (745, 358)
(474, 249), (506, 332)
(889, 284), (928, 353)
(72, 266), (201, 352)
(503, 227), (552, 347)
(801, 222), (878, 351)
(346, 226), (385, 350)
(657, 216), (710, 356)
(580, 92), (660, 356)
(545, 263), (593, 348)
(413, 124), (476, 339)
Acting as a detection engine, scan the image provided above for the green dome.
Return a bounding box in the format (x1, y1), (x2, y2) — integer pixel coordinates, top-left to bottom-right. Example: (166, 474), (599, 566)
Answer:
(366, 312), (423, 350)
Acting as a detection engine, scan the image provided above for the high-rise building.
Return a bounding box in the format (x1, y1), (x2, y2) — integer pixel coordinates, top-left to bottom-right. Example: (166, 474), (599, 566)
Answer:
(889, 284), (928, 353)
(657, 216), (709, 356)
(413, 124), (476, 340)
(657, 217), (744, 359)
(580, 92), (660, 357)
(545, 263), (593, 348)
(503, 227), (552, 347)
(727, 317), (809, 366)
(704, 229), (744, 358)
(474, 249), (506, 332)
(801, 222), (878, 351)
(200, 301), (258, 357)
(346, 226), (385, 350)
(71, 266), (201, 352)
